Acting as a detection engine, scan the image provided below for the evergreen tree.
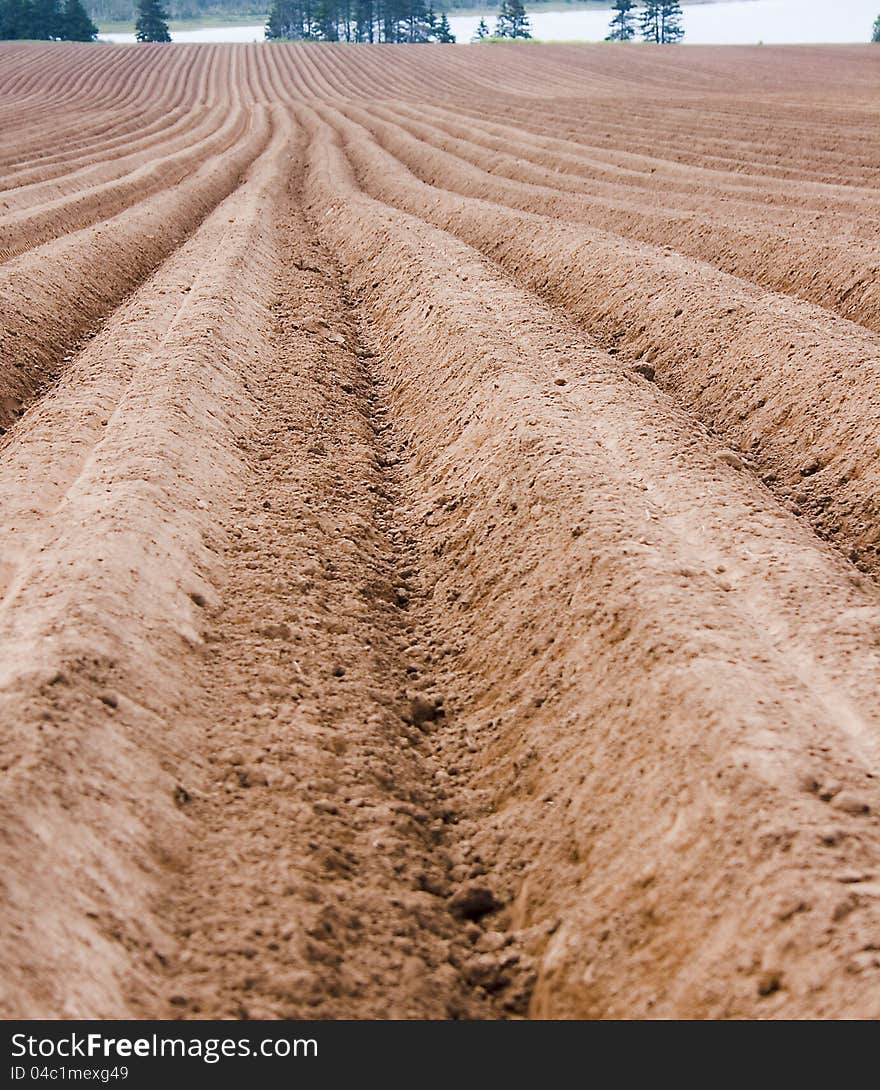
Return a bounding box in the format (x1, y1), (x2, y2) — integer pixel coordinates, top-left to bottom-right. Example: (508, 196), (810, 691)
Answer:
(337, 0), (353, 39)
(659, 0), (683, 43)
(265, 0), (288, 39)
(640, 0), (660, 42)
(266, 0), (313, 41)
(641, 0), (683, 44)
(0, 0), (67, 39)
(404, 0), (430, 42)
(872, 14), (880, 42)
(61, 0), (97, 39)
(605, 0), (636, 42)
(38, 0), (63, 36)
(315, 0), (338, 39)
(495, 0), (529, 39)
(493, 1), (505, 37)
(264, 0), (453, 44)
(0, 0), (31, 38)
(471, 15), (489, 41)
(135, 0), (171, 41)
(436, 10), (453, 41)
(354, 0), (374, 40)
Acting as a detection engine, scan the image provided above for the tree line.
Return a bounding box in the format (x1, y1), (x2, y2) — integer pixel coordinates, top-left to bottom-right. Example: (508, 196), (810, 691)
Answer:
(264, 0), (539, 41)
(0, 0), (176, 40)
(88, 0), (263, 23)
(266, 0), (455, 41)
(0, 0), (97, 38)
(6, 0), (880, 46)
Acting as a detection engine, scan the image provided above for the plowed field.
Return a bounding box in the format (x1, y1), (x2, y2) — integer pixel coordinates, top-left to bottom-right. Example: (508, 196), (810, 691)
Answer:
(1, 41), (880, 1020)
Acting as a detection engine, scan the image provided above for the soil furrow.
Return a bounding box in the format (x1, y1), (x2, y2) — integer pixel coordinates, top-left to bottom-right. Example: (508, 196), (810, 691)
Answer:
(2, 42), (880, 1024)
(0, 119), (289, 1019)
(0, 106), (270, 433)
(0, 106), (248, 263)
(139, 180), (525, 1019)
(319, 101), (880, 579)
(297, 108), (880, 1019)
(375, 100), (880, 334)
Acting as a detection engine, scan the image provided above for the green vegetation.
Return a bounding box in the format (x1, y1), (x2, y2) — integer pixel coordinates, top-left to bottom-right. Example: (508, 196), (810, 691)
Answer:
(435, 7), (453, 37)
(0, 0), (98, 38)
(135, 0), (170, 35)
(265, 0), (457, 41)
(605, 0), (635, 39)
(456, 0), (654, 11)
(91, 0), (266, 25)
(65, 0), (99, 33)
(872, 13), (879, 41)
(86, 0), (738, 33)
(493, 0), (529, 36)
(473, 33), (541, 41)
(639, 0), (683, 42)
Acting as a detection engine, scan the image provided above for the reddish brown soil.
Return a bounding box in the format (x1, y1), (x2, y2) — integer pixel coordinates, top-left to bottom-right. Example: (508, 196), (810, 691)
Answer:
(1, 41), (880, 1021)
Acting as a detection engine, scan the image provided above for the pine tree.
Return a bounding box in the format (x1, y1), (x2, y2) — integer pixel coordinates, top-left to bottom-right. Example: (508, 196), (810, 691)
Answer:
(436, 10), (454, 41)
(640, 0), (660, 42)
(872, 14), (880, 42)
(23, 0), (64, 38)
(471, 15), (489, 41)
(509, 0), (530, 38)
(263, 0), (450, 44)
(354, 0), (374, 40)
(0, 0), (29, 38)
(61, 0), (97, 39)
(266, 0), (304, 41)
(264, 0), (457, 44)
(494, 0), (508, 37)
(135, 0), (170, 41)
(641, 0), (683, 44)
(606, 0), (636, 42)
(495, 0), (529, 39)
(659, 0), (683, 43)
(336, 0), (353, 39)
(397, 0), (429, 41)
(265, 0), (288, 39)
(315, 0), (338, 39)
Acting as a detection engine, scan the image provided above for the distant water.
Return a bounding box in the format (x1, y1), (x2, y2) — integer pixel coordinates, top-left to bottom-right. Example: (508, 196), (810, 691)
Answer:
(101, 24), (267, 42)
(100, 0), (880, 45)
(453, 0), (880, 43)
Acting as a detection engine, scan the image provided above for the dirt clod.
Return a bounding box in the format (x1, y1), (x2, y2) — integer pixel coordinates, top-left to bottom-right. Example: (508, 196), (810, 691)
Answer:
(408, 694), (442, 729)
(449, 883), (502, 921)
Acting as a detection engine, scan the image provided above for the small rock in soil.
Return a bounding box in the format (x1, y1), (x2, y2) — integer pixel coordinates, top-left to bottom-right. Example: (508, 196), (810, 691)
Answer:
(715, 450), (744, 470)
(464, 954), (508, 992)
(409, 694), (442, 729)
(831, 791), (870, 814)
(449, 882), (501, 921)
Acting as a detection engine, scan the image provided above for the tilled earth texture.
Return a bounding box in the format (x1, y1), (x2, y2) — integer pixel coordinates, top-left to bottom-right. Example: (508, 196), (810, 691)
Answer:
(1, 41), (880, 1020)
